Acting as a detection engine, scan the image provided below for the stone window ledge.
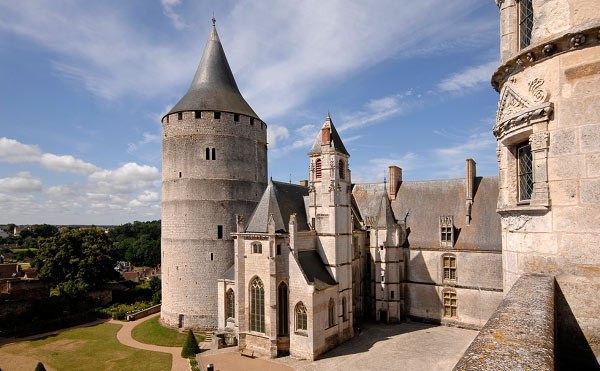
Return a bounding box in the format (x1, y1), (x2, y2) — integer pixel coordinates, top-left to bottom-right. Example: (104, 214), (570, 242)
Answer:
(294, 331), (308, 337)
(497, 205), (549, 215)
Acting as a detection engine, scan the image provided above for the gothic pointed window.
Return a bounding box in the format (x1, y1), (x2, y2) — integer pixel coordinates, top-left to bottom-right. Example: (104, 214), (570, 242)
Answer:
(250, 277), (265, 333)
(225, 289), (235, 319)
(315, 159), (322, 178)
(518, 0), (533, 49)
(517, 143), (533, 202)
(328, 298), (336, 327)
(295, 302), (307, 332)
(339, 159), (345, 179)
(278, 283), (289, 336)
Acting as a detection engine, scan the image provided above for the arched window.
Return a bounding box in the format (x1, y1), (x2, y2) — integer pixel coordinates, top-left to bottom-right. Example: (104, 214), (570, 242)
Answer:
(250, 278), (265, 333)
(328, 298), (336, 327)
(295, 302), (307, 331)
(315, 159), (322, 178)
(225, 289), (235, 319)
(339, 159), (344, 179)
(278, 283), (289, 336)
(342, 297), (347, 321)
(251, 242), (262, 254)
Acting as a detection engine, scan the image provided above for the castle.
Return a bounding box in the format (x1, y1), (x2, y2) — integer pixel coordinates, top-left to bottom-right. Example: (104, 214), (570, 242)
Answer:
(162, 1), (600, 366)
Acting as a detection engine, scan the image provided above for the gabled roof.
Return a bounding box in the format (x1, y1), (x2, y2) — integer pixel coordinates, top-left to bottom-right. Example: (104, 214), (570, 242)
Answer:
(308, 113), (349, 156)
(245, 180), (310, 233)
(297, 250), (336, 288)
(353, 183), (391, 227)
(167, 21), (259, 119)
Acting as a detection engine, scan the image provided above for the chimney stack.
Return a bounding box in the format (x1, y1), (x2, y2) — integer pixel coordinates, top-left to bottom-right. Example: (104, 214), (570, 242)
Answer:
(465, 159), (476, 225)
(299, 179), (308, 187)
(321, 126), (331, 145)
(388, 166), (402, 200)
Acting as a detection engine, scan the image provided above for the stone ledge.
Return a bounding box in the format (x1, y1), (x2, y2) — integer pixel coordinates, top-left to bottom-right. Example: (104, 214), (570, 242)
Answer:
(453, 274), (555, 371)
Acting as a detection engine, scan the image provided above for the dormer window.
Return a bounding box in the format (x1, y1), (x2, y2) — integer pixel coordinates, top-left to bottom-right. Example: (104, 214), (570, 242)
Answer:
(440, 216), (454, 248)
(518, 0), (533, 49)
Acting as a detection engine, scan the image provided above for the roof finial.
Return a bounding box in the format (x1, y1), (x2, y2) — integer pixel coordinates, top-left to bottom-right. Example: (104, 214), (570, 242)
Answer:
(327, 110), (331, 120)
(212, 13), (216, 27)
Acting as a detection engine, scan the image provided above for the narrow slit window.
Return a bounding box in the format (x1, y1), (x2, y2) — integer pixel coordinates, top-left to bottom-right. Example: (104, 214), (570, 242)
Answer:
(214, 111), (221, 119)
(315, 159), (322, 178)
(234, 114), (240, 122)
(210, 253), (213, 261)
(178, 172), (182, 178)
(277, 244), (281, 255)
(212, 148), (216, 160)
(217, 225), (223, 239)
(177, 112), (182, 120)
(206, 148), (210, 160)
(517, 143), (533, 202)
(195, 111), (201, 119)
(250, 118), (254, 126)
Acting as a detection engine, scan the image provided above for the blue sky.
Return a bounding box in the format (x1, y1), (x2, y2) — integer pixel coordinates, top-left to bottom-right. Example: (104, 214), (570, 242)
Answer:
(0, 1), (501, 225)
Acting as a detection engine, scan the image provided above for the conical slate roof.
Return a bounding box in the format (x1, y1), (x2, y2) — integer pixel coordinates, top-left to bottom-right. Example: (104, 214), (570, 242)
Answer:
(308, 113), (349, 156)
(167, 20), (259, 119)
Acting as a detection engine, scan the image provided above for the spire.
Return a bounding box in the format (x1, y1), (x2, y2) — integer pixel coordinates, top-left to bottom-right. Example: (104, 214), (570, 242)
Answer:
(167, 19), (259, 119)
(308, 113), (350, 156)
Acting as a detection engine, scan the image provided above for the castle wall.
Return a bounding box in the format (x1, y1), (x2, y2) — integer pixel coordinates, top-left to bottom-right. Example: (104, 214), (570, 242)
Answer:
(161, 111), (267, 329)
(494, 0), (600, 363)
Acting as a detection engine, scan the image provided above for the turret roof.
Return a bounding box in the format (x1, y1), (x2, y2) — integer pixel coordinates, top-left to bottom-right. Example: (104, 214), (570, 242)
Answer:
(167, 20), (259, 119)
(308, 113), (350, 156)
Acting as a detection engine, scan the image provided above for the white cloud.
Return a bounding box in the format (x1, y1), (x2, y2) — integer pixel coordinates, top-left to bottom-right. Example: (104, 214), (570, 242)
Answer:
(88, 162), (160, 194)
(0, 172), (43, 193)
(0, 137), (41, 163)
(432, 129), (497, 178)
(352, 153), (420, 183)
(40, 153), (99, 174)
(267, 125), (290, 149)
(437, 61), (498, 92)
(339, 92), (419, 132)
(160, 0), (186, 30)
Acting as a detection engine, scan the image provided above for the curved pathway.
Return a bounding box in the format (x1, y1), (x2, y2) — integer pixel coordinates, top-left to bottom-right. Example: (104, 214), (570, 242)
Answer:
(110, 315), (189, 371)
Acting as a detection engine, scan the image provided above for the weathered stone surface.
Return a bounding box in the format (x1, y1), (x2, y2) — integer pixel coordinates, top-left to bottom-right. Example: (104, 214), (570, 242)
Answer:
(549, 179), (578, 205)
(453, 274), (555, 371)
(581, 179), (600, 205)
(548, 127), (577, 156)
(581, 124), (600, 153)
(586, 154), (600, 177)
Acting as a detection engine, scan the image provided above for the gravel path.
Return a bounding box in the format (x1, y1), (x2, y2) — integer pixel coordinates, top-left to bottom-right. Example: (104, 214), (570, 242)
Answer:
(110, 315), (189, 371)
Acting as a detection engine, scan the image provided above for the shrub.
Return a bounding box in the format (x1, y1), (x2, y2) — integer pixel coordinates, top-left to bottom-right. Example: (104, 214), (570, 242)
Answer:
(181, 330), (200, 358)
(34, 362), (47, 371)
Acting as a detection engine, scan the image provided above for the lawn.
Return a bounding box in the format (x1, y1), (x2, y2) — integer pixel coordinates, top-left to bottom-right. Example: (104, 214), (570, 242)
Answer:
(0, 322), (171, 371)
(132, 315), (204, 347)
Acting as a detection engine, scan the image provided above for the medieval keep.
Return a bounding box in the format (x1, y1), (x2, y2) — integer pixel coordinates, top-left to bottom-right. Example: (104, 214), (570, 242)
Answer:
(163, 1), (600, 365)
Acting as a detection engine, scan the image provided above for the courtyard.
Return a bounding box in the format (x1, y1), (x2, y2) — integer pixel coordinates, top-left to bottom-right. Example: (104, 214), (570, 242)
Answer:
(200, 321), (478, 371)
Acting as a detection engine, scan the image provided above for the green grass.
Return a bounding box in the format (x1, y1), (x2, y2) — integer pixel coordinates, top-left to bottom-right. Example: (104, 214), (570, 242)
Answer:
(0, 322), (171, 371)
(131, 315), (204, 347)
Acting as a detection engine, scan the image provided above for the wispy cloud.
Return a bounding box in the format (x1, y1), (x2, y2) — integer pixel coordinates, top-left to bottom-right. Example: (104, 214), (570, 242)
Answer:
(352, 153), (420, 183)
(437, 61), (498, 92)
(339, 91), (420, 131)
(160, 0), (186, 30)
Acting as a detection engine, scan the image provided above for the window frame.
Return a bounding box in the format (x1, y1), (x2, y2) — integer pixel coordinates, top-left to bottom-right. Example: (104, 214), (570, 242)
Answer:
(225, 289), (235, 319)
(439, 216), (454, 248)
(518, 0), (534, 50)
(517, 142), (533, 203)
(315, 159), (322, 179)
(328, 298), (336, 328)
(443, 290), (457, 318)
(250, 278), (265, 333)
(443, 255), (457, 282)
(251, 242), (262, 254)
(295, 302), (308, 332)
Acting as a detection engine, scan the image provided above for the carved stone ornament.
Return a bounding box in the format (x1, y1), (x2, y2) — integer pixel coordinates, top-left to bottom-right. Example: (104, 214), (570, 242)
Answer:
(570, 34), (586, 48)
(496, 85), (531, 124)
(542, 44), (555, 56)
(526, 52), (535, 63)
(501, 215), (532, 232)
(529, 131), (550, 151)
(528, 78), (548, 103)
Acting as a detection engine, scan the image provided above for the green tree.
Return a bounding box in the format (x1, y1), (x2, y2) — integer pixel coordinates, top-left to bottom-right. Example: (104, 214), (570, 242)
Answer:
(33, 228), (120, 291)
(181, 330), (200, 358)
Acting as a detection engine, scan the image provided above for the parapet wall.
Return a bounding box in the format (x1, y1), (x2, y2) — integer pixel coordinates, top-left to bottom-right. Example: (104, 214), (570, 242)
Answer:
(453, 273), (555, 370)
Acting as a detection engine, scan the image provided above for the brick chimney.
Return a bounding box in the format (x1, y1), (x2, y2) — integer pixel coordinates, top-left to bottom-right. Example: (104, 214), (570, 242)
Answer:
(321, 126), (331, 145)
(465, 159), (476, 225)
(299, 179), (308, 187)
(388, 166), (402, 200)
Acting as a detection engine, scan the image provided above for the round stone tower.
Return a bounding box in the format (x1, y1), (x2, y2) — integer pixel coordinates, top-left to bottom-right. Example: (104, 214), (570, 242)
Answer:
(161, 19), (268, 330)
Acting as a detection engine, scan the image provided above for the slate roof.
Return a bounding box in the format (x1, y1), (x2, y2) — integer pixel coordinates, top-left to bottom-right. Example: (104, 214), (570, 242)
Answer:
(245, 180), (310, 233)
(297, 250), (337, 288)
(352, 183), (396, 228)
(308, 114), (349, 156)
(220, 265), (235, 281)
(392, 177), (502, 251)
(167, 22), (259, 119)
